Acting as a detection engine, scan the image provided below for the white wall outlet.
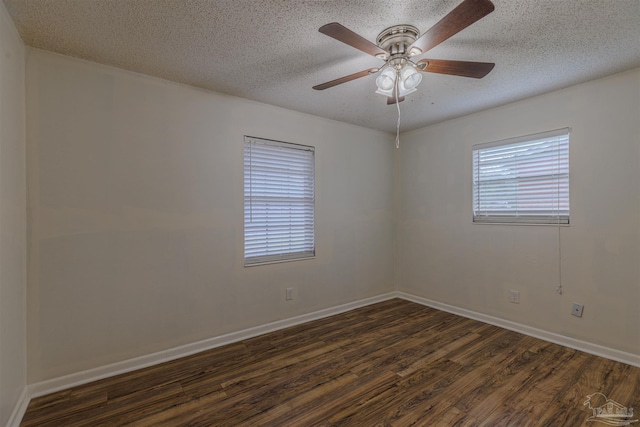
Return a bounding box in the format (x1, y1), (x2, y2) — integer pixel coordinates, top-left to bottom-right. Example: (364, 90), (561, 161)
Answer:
(285, 287), (294, 301)
(571, 303), (584, 317)
(509, 290), (520, 304)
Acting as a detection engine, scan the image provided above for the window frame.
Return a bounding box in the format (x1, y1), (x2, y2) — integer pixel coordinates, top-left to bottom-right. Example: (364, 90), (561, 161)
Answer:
(243, 136), (315, 266)
(472, 128), (570, 225)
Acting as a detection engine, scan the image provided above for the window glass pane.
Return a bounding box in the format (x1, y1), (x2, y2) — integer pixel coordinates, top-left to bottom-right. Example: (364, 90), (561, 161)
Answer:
(472, 129), (569, 224)
(244, 136), (315, 265)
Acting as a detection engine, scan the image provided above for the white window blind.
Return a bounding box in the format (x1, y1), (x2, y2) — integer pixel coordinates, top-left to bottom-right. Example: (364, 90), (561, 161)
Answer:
(472, 128), (570, 224)
(244, 136), (315, 265)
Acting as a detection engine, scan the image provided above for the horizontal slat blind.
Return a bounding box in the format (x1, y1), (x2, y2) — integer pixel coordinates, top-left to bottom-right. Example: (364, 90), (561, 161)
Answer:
(473, 128), (570, 224)
(244, 136), (315, 265)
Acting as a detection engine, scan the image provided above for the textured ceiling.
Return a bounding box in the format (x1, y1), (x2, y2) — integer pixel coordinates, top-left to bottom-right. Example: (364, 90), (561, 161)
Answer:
(3, 0), (640, 133)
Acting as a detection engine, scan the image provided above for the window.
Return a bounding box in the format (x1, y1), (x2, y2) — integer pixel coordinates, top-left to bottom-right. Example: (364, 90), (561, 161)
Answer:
(472, 128), (570, 225)
(244, 136), (315, 265)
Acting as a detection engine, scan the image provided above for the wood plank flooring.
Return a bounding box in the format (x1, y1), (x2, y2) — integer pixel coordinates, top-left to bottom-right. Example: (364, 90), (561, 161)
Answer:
(21, 299), (640, 426)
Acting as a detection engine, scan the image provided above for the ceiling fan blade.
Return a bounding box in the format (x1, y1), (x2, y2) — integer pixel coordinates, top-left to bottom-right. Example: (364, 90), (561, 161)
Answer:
(313, 68), (378, 90)
(416, 59), (494, 78)
(319, 23), (388, 58)
(409, 0), (494, 55)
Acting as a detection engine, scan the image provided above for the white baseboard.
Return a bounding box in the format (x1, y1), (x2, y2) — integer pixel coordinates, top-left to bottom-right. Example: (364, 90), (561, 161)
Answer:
(28, 292), (397, 399)
(6, 386), (29, 427)
(397, 291), (640, 368)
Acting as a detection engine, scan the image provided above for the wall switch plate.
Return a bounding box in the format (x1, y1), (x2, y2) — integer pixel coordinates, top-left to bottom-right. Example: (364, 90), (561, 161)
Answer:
(285, 287), (294, 301)
(509, 290), (520, 304)
(571, 303), (584, 317)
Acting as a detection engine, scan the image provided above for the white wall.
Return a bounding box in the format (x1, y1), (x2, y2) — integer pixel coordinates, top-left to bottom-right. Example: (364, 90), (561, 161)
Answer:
(398, 68), (640, 355)
(25, 49), (395, 383)
(0, 2), (26, 425)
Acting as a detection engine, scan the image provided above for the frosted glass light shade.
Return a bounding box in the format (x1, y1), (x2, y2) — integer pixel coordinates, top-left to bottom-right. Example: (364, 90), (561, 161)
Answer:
(401, 66), (422, 90)
(375, 68), (396, 91)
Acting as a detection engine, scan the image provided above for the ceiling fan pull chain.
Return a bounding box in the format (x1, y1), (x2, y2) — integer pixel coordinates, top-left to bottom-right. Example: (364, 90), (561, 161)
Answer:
(395, 75), (401, 149)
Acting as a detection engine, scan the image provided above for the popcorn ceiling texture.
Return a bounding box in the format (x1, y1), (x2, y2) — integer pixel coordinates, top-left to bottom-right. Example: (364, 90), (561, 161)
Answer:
(4, 0), (640, 132)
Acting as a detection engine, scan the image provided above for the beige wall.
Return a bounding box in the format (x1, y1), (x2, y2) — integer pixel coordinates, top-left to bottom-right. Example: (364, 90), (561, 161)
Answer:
(0, 2), (26, 425)
(25, 49), (395, 382)
(398, 68), (640, 355)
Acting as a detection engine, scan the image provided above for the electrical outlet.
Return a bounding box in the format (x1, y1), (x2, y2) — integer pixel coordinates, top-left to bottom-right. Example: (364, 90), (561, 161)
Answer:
(285, 287), (294, 301)
(509, 290), (520, 304)
(571, 303), (584, 317)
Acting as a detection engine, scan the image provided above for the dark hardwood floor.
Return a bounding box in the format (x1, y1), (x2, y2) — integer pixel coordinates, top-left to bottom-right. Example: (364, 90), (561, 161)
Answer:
(21, 299), (640, 426)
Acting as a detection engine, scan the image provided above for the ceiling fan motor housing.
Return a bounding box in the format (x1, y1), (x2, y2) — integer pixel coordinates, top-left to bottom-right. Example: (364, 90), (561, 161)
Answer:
(376, 25), (421, 58)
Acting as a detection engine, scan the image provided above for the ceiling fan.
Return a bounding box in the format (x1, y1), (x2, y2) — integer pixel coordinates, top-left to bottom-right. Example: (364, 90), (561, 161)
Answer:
(313, 0), (496, 105)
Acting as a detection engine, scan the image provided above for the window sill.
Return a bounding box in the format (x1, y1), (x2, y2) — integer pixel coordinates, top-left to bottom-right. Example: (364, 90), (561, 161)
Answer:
(472, 220), (570, 227)
(244, 255), (316, 267)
